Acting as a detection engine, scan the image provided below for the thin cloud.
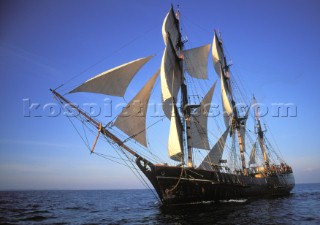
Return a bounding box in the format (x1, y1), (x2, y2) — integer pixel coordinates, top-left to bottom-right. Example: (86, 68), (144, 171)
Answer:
(0, 41), (61, 81)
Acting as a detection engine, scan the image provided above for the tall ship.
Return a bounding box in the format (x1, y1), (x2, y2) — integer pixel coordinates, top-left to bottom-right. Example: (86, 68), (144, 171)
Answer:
(51, 6), (295, 205)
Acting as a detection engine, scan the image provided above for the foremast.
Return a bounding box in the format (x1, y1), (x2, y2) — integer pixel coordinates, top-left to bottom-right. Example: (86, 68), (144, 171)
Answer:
(253, 96), (270, 167)
(162, 6), (194, 167)
(176, 9), (194, 168)
(175, 8), (197, 168)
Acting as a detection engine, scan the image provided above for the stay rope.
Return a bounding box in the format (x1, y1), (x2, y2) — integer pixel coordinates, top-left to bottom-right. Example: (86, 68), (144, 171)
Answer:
(56, 25), (158, 92)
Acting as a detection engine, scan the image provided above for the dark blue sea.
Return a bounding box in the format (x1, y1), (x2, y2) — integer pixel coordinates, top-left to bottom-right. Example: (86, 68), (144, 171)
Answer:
(0, 183), (319, 224)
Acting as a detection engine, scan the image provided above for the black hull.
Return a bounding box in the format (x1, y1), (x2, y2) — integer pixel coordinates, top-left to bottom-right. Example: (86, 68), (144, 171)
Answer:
(136, 158), (295, 205)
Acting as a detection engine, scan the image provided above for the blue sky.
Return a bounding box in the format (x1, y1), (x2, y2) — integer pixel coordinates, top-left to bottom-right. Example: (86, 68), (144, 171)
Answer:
(0, 0), (320, 190)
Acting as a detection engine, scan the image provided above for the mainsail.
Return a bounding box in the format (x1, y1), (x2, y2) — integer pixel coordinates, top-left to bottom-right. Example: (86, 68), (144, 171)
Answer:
(113, 70), (160, 147)
(189, 82), (216, 150)
(70, 56), (153, 96)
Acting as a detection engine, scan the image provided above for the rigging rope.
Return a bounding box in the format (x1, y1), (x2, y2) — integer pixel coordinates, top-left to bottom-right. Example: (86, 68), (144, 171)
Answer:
(56, 25), (159, 92)
(167, 166), (185, 192)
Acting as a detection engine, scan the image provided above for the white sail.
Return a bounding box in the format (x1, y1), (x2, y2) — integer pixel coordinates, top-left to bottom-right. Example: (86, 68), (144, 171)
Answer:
(212, 32), (233, 126)
(249, 142), (257, 165)
(198, 127), (230, 170)
(70, 56), (153, 96)
(212, 31), (226, 77)
(162, 8), (180, 52)
(160, 41), (182, 118)
(221, 76), (233, 126)
(190, 82), (216, 150)
(183, 44), (211, 79)
(239, 125), (246, 155)
(168, 104), (183, 161)
(113, 70), (159, 147)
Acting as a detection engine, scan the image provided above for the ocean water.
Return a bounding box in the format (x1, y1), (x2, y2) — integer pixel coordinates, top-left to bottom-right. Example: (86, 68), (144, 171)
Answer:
(0, 183), (319, 224)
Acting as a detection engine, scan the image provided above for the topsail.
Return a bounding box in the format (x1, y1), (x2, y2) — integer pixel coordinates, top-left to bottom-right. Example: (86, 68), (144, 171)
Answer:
(160, 38), (182, 119)
(183, 44), (211, 79)
(162, 7), (180, 53)
(212, 32), (233, 127)
(212, 32), (226, 77)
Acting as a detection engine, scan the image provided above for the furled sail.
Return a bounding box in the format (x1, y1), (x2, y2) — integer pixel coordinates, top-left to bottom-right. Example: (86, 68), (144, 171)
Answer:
(249, 142), (257, 165)
(113, 70), (160, 147)
(168, 104), (184, 161)
(190, 82), (216, 150)
(183, 44), (211, 79)
(160, 40), (182, 119)
(198, 127), (230, 170)
(162, 7), (180, 52)
(70, 56), (153, 96)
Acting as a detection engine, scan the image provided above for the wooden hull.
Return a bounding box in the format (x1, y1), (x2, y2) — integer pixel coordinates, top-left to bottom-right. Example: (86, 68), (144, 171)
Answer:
(136, 158), (295, 205)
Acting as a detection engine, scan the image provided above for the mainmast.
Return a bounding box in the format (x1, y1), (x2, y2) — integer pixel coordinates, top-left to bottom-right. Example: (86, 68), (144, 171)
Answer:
(215, 32), (247, 174)
(253, 96), (269, 167)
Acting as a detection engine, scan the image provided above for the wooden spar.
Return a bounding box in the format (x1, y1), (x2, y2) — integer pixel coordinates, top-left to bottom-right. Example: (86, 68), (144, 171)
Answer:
(91, 123), (102, 153)
(50, 89), (144, 160)
(51, 89), (99, 127)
